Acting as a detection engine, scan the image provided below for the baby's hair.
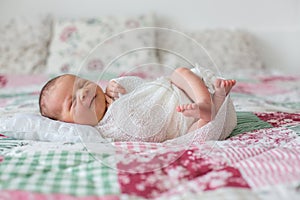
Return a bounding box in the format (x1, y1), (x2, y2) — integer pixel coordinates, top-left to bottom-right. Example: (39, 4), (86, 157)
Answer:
(39, 75), (65, 120)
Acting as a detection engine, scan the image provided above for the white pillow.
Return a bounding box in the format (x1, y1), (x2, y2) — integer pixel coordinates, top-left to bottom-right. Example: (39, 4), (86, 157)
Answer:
(46, 14), (160, 79)
(0, 16), (52, 74)
(0, 113), (107, 143)
(157, 29), (264, 74)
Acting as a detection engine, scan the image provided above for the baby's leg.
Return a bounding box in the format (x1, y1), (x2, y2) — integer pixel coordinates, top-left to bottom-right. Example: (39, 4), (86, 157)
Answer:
(171, 67), (212, 122)
(186, 79), (236, 132)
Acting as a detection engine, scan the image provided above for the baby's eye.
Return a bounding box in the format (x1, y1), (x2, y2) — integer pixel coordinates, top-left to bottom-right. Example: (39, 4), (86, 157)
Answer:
(80, 81), (86, 88)
(75, 79), (86, 89)
(69, 96), (76, 109)
(72, 96), (77, 106)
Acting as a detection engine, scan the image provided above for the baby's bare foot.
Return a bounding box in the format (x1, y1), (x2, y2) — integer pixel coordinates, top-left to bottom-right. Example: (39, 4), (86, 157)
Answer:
(176, 102), (212, 121)
(214, 79), (236, 97)
(177, 103), (200, 118)
(213, 78), (236, 114)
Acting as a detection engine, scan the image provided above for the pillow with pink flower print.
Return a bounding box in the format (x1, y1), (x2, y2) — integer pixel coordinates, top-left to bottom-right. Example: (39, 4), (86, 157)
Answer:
(46, 14), (161, 80)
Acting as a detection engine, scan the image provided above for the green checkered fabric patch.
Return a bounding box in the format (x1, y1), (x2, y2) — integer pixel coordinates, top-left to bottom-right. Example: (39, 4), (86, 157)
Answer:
(0, 138), (21, 154)
(0, 150), (120, 196)
(228, 112), (273, 138)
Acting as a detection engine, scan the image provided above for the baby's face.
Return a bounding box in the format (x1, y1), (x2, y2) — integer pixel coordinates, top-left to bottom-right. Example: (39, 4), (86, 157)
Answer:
(46, 75), (107, 125)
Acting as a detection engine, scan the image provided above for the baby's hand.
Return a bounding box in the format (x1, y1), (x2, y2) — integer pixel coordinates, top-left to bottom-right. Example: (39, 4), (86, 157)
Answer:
(106, 80), (126, 99)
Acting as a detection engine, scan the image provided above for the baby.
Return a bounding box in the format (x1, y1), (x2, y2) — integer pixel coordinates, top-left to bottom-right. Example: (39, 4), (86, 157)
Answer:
(39, 67), (236, 142)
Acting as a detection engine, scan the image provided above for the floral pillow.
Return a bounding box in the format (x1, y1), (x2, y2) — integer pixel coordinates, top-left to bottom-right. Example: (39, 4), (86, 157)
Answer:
(0, 16), (52, 74)
(156, 29), (264, 76)
(46, 14), (160, 80)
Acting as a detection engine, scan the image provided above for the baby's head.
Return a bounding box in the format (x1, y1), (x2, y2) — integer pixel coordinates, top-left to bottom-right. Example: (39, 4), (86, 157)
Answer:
(39, 74), (108, 126)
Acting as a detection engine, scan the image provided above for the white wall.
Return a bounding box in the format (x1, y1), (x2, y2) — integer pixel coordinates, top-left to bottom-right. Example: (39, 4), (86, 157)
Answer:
(0, 0), (299, 73)
(1, 0), (298, 29)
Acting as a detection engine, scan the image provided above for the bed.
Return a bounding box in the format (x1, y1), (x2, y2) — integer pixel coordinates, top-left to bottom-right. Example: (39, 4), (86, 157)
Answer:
(1, 14), (300, 200)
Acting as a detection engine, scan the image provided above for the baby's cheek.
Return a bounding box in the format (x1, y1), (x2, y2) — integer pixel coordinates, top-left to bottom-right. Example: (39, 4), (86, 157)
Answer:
(95, 98), (106, 120)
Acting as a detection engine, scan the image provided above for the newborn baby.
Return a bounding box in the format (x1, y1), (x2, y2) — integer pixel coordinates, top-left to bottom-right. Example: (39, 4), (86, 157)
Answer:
(39, 67), (236, 142)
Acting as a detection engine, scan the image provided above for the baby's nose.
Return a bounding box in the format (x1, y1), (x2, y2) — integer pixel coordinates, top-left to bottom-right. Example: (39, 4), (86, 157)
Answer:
(78, 88), (91, 103)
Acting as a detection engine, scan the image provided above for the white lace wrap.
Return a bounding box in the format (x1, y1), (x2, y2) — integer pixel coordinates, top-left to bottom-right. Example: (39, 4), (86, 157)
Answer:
(95, 67), (237, 143)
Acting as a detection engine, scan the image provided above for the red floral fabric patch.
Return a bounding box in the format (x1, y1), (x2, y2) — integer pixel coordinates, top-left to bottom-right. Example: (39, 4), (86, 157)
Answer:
(117, 149), (249, 198)
(255, 112), (300, 127)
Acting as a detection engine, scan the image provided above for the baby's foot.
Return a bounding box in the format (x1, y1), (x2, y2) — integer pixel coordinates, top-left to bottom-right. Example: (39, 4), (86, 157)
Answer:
(177, 103), (200, 118)
(214, 79), (236, 97)
(213, 78), (236, 113)
(176, 102), (212, 121)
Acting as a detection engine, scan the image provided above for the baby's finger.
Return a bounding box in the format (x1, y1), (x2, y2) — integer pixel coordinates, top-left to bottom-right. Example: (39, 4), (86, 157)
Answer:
(105, 95), (114, 105)
(107, 81), (126, 94)
(105, 81), (116, 93)
(106, 90), (120, 98)
(114, 85), (126, 94)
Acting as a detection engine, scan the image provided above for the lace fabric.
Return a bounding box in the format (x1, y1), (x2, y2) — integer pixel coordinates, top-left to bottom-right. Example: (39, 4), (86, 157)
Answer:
(95, 66), (237, 143)
(96, 76), (194, 142)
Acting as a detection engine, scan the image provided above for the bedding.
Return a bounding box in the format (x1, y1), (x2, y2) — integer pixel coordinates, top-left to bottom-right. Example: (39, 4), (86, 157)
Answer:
(0, 70), (300, 199)
(46, 14), (160, 79)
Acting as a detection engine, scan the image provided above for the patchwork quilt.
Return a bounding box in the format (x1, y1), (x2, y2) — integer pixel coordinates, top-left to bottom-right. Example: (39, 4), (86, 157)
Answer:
(0, 71), (300, 199)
